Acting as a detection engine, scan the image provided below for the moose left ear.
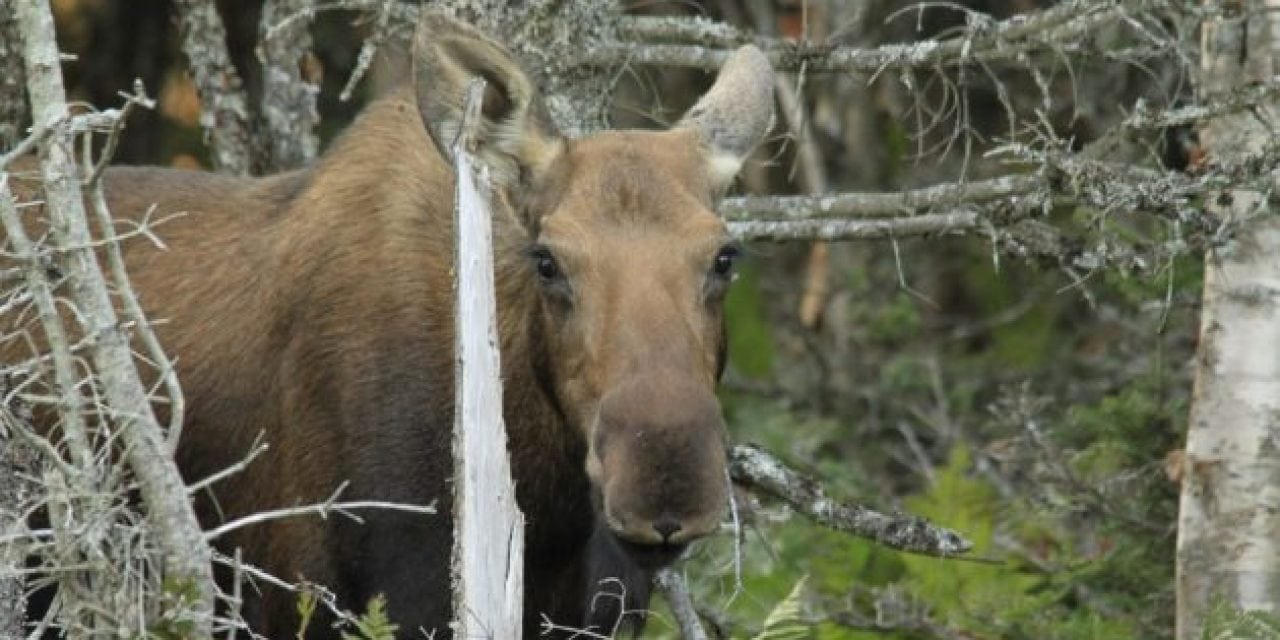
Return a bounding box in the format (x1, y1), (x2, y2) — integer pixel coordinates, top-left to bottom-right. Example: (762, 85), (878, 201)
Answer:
(412, 11), (564, 189)
(676, 45), (776, 194)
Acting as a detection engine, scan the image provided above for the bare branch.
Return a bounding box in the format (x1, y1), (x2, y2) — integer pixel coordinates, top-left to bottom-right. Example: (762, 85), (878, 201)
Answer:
(729, 210), (982, 242)
(80, 86), (186, 452)
(17, 2), (216, 631)
(0, 176), (93, 473)
(722, 174), (1043, 221)
(0, 117), (58, 172)
(616, 15), (747, 48)
(1123, 76), (1280, 130)
(729, 444), (973, 558)
(654, 569), (708, 640)
(591, 0), (1163, 72)
(186, 436), (268, 494)
(204, 498), (436, 542)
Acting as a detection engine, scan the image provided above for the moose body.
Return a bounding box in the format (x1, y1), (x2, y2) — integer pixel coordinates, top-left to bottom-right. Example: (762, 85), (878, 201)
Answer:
(10, 14), (774, 638)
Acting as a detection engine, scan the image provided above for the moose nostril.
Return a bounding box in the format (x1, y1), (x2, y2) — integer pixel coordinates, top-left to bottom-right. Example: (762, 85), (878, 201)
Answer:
(653, 517), (682, 542)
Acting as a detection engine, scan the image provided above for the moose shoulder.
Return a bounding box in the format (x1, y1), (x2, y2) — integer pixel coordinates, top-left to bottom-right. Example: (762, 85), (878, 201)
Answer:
(14, 12), (774, 638)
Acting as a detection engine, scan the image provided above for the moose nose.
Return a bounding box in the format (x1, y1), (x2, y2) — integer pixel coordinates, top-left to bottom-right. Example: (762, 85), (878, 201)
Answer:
(653, 516), (682, 543)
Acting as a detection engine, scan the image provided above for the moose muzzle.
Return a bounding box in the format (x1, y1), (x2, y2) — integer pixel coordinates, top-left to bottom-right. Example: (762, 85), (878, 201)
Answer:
(589, 370), (729, 565)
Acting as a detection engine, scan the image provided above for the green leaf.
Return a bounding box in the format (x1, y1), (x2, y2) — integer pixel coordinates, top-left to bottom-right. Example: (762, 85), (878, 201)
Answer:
(340, 595), (399, 640)
(296, 588), (318, 640)
(753, 576), (814, 640)
(1201, 599), (1280, 640)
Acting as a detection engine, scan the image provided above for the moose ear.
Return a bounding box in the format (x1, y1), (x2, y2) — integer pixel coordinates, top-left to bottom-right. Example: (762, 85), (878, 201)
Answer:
(412, 12), (564, 187)
(676, 45), (776, 194)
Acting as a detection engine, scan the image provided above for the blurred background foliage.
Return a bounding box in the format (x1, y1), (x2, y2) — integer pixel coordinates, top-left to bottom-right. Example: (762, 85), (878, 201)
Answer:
(46, 0), (1204, 637)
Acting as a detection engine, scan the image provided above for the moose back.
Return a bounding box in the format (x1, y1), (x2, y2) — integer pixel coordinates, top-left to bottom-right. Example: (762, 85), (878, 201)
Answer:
(10, 12), (775, 638)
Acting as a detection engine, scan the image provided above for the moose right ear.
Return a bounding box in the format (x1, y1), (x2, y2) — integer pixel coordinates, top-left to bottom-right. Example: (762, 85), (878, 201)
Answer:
(412, 12), (564, 189)
(676, 45), (775, 196)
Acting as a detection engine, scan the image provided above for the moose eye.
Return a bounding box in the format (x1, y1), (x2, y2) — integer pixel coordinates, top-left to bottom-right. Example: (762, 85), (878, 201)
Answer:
(531, 247), (560, 281)
(712, 245), (739, 277)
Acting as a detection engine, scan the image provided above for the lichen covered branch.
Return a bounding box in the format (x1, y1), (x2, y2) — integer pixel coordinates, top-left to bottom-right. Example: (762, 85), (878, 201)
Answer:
(17, 1), (217, 631)
(654, 569), (709, 640)
(729, 210), (983, 242)
(722, 174), (1043, 221)
(729, 444), (973, 557)
(173, 0), (254, 174)
(258, 0), (321, 170)
(592, 0), (1158, 72)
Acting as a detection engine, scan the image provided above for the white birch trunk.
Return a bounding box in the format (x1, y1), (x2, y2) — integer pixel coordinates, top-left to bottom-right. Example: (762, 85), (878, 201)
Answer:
(1176, 2), (1280, 635)
(450, 80), (525, 639)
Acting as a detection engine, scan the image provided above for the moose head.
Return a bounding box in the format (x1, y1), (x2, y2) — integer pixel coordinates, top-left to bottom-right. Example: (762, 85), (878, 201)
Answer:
(413, 12), (775, 568)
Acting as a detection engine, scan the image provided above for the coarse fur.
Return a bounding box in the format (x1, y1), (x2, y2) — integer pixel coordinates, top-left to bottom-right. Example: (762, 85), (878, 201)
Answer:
(7, 13), (774, 639)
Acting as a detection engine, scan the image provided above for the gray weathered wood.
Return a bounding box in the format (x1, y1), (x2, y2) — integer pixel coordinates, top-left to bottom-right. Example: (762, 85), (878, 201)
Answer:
(451, 79), (525, 639)
(16, 1), (216, 632)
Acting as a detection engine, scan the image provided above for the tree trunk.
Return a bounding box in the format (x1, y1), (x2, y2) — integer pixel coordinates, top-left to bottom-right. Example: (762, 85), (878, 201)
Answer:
(1176, 1), (1280, 636)
(450, 81), (524, 639)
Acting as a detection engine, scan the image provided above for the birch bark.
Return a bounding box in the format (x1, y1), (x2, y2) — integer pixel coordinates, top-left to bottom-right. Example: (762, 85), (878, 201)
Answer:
(1176, 1), (1280, 635)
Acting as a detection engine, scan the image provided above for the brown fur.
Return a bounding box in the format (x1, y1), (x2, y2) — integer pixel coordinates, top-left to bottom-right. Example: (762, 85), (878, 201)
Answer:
(7, 14), (774, 639)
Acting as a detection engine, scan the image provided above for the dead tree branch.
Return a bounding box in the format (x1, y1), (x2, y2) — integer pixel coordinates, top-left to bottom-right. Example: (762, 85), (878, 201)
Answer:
(590, 0), (1169, 72)
(173, 0), (254, 174)
(16, 1), (216, 632)
(616, 15), (747, 48)
(729, 444), (973, 558)
(722, 174), (1043, 221)
(80, 84), (188, 452)
(654, 569), (709, 640)
(729, 210), (984, 242)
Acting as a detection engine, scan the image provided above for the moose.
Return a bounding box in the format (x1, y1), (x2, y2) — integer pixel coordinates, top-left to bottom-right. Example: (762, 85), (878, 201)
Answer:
(11, 11), (775, 638)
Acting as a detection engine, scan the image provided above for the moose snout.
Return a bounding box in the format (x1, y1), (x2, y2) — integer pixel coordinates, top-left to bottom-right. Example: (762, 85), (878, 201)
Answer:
(591, 373), (729, 554)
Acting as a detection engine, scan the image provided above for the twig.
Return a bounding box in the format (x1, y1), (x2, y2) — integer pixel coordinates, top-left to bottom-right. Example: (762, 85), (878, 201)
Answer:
(186, 436), (269, 494)
(0, 118), (60, 171)
(0, 176), (93, 472)
(79, 86), (188, 453)
(203, 485), (436, 542)
(729, 443), (974, 557)
(338, 0), (396, 102)
(209, 552), (366, 631)
(260, 0), (417, 41)
(86, 84), (153, 185)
